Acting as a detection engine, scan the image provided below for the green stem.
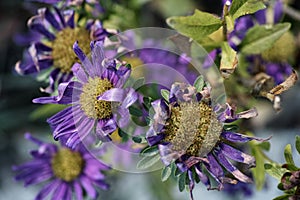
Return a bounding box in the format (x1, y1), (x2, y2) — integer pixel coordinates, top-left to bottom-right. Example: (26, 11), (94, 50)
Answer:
(222, 0), (231, 41)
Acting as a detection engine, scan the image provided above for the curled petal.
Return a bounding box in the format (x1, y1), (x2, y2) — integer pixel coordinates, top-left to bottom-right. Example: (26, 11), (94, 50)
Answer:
(221, 131), (271, 143)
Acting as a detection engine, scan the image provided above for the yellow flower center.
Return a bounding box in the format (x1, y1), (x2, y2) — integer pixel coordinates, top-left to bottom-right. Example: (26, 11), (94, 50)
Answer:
(164, 101), (222, 157)
(79, 77), (114, 119)
(52, 27), (90, 73)
(51, 148), (84, 182)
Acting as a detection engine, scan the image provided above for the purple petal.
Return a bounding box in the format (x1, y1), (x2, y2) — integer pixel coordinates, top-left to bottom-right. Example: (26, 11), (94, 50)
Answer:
(147, 134), (165, 146)
(274, 0), (283, 23)
(121, 88), (138, 108)
(73, 41), (95, 78)
(66, 10), (75, 28)
(98, 88), (126, 102)
(158, 143), (181, 166)
(203, 49), (217, 69)
(28, 15), (56, 40)
(188, 170), (195, 200)
(45, 8), (62, 31)
(194, 165), (211, 188)
(205, 154), (224, 184)
(255, 9), (266, 24)
(72, 63), (88, 83)
(33, 81), (82, 104)
(54, 7), (66, 27)
(51, 181), (68, 200)
(221, 131), (271, 143)
(80, 176), (97, 199)
(215, 150), (252, 183)
(35, 180), (60, 200)
(74, 181), (83, 200)
(219, 143), (255, 166)
(91, 41), (105, 77)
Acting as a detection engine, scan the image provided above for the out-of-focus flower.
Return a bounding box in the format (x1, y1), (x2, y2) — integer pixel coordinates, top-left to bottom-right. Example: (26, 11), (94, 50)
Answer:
(33, 41), (138, 148)
(15, 6), (109, 93)
(146, 80), (268, 199)
(13, 133), (110, 200)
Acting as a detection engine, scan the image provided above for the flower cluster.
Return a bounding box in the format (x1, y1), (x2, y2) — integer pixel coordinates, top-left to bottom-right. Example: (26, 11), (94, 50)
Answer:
(11, 0), (299, 199)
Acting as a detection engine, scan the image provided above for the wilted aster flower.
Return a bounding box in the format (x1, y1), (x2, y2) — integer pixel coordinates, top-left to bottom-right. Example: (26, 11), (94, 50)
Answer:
(146, 80), (268, 199)
(13, 133), (110, 200)
(33, 41), (138, 148)
(15, 6), (109, 93)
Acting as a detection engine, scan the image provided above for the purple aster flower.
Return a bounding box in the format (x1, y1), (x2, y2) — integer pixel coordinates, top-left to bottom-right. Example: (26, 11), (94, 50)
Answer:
(13, 133), (111, 200)
(33, 41), (138, 148)
(15, 6), (109, 93)
(146, 80), (269, 199)
(264, 62), (293, 84)
(223, 181), (253, 198)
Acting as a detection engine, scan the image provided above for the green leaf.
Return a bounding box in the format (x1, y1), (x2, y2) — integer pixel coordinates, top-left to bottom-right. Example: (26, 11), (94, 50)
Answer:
(264, 163), (288, 180)
(161, 165), (172, 182)
(240, 23), (291, 54)
(229, 0), (266, 20)
(167, 9), (222, 41)
(161, 89), (170, 102)
(178, 172), (187, 192)
(137, 154), (161, 170)
(258, 142), (271, 151)
(273, 194), (293, 200)
(132, 77), (145, 89)
(220, 42), (237, 78)
(284, 144), (295, 165)
(129, 106), (143, 117)
(193, 75), (205, 92)
(140, 146), (159, 157)
(295, 135), (300, 155)
(251, 144), (266, 190)
(30, 104), (67, 120)
(132, 136), (143, 143)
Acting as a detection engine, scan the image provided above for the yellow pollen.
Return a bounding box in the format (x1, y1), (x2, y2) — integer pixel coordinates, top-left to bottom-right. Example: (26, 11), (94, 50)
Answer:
(164, 101), (222, 156)
(51, 27), (90, 73)
(51, 148), (84, 182)
(80, 77), (114, 119)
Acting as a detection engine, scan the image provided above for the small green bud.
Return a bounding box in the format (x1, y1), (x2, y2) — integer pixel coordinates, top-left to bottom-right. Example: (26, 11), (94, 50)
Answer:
(261, 31), (296, 63)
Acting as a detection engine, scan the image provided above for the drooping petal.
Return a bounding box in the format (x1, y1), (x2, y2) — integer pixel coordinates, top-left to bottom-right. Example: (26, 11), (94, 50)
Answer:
(274, 0), (283, 23)
(35, 179), (60, 200)
(219, 143), (255, 167)
(51, 181), (68, 200)
(215, 150), (252, 183)
(73, 181), (83, 200)
(221, 131), (271, 143)
(194, 164), (211, 189)
(33, 81), (82, 104)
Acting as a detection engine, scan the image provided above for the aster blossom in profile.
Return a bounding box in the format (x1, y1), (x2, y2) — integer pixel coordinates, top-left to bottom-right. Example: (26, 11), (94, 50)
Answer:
(15, 6), (109, 93)
(146, 78), (269, 199)
(13, 133), (110, 200)
(33, 41), (138, 148)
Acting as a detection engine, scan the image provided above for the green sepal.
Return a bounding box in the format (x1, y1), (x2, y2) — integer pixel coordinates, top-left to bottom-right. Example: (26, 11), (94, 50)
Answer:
(161, 89), (170, 102)
(295, 135), (300, 155)
(284, 144), (295, 166)
(264, 163), (289, 180)
(140, 145), (159, 157)
(137, 154), (161, 170)
(178, 172), (187, 192)
(193, 75), (205, 92)
(161, 165), (172, 182)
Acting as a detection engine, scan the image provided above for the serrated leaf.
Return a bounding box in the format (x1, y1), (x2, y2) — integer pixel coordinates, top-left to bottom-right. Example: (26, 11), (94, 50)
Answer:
(295, 135), (300, 155)
(229, 0), (266, 20)
(137, 154), (161, 170)
(140, 146), (159, 157)
(193, 75), (205, 92)
(161, 89), (170, 102)
(240, 23), (291, 54)
(178, 172), (187, 192)
(220, 42), (238, 78)
(161, 166), (172, 182)
(264, 163), (288, 180)
(284, 144), (295, 165)
(167, 9), (222, 41)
